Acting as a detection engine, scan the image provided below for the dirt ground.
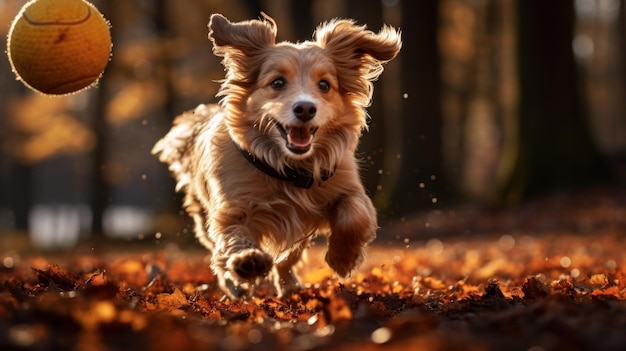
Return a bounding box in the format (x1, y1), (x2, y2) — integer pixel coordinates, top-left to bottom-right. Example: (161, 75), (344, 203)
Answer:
(1, 188), (626, 351)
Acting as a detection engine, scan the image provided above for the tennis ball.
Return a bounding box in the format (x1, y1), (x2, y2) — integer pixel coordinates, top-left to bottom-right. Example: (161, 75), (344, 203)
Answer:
(7, 0), (112, 95)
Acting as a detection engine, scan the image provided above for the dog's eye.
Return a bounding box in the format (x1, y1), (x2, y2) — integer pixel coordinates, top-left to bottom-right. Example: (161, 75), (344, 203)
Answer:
(270, 78), (286, 90)
(318, 79), (330, 93)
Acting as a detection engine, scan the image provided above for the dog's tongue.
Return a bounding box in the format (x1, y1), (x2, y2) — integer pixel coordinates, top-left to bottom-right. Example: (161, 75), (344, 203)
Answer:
(288, 127), (312, 148)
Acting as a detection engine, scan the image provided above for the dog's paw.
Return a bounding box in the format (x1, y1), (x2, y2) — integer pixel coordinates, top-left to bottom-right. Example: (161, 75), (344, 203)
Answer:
(325, 245), (365, 277)
(270, 268), (302, 298)
(227, 248), (273, 281)
(219, 273), (250, 300)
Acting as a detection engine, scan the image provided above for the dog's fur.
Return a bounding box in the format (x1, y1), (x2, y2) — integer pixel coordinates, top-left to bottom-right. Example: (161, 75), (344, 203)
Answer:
(152, 14), (401, 299)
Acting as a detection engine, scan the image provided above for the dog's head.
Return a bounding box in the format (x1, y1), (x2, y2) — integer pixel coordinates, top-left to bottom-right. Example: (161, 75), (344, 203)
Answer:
(208, 14), (401, 175)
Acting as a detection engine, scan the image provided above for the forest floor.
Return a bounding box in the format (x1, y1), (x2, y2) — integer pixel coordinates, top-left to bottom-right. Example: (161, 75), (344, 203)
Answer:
(1, 187), (626, 351)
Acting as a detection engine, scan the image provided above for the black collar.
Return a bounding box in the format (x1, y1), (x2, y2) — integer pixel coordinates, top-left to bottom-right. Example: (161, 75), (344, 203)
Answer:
(234, 142), (330, 189)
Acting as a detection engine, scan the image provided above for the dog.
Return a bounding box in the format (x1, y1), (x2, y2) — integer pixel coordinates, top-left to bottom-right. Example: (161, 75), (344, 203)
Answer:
(152, 13), (401, 300)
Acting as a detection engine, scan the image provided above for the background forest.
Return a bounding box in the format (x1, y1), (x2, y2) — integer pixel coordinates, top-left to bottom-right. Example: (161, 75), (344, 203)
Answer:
(0, 0), (625, 248)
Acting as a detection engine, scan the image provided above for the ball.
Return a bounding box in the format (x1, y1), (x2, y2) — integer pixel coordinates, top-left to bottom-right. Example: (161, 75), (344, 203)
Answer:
(7, 0), (112, 95)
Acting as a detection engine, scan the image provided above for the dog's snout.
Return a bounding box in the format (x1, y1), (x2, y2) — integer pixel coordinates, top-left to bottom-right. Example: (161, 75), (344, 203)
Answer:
(293, 101), (316, 121)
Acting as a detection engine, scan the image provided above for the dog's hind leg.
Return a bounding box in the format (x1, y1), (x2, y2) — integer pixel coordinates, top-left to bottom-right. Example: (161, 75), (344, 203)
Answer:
(271, 239), (309, 298)
(183, 192), (214, 252)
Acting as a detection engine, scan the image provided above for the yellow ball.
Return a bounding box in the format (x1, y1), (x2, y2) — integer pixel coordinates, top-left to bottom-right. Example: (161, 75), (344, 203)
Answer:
(7, 0), (112, 95)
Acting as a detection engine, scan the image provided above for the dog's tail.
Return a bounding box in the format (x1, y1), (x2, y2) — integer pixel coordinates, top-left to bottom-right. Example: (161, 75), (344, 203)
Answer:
(152, 104), (219, 192)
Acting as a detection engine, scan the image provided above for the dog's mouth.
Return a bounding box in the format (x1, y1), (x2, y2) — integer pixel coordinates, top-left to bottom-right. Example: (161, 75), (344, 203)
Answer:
(275, 123), (319, 154)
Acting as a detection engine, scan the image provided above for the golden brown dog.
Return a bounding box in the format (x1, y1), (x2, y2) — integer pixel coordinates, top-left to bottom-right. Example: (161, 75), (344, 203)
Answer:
(153, 13), (401, 299)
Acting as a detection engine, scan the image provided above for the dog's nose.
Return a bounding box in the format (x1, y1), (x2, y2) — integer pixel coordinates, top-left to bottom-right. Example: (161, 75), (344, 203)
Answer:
(292, 101), (316, 121)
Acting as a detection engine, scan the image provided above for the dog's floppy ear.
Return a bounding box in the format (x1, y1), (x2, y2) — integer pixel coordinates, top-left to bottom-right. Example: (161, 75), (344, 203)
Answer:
(315, 20), (401, 107)
(315, 20), (401, 82)
(208, 13), (276, 58)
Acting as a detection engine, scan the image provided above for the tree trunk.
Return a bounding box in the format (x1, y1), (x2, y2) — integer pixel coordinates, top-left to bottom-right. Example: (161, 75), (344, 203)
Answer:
(498, 0), (612, 203)
(290, 0), (314, 41)
(385, 0), (444, 218)
(90, 1), (113, 236)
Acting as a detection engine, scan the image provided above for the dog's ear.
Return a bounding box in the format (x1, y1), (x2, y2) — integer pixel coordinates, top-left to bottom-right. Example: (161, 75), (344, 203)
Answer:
(208, 14), (276, 58)
(315, 20), (401, 82)
(315, 20), (401, 108)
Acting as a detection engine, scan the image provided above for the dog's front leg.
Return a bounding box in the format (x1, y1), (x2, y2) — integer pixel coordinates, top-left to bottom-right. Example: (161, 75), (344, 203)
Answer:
(210, 223), (273, 299)
(326, 193), (378, 277)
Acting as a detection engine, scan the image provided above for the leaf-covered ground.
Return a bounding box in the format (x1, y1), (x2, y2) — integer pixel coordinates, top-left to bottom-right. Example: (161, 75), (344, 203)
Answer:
(1, 189), (626, 351)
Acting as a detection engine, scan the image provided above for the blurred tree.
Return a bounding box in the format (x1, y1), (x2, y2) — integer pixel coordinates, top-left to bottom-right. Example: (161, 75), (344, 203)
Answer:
(245, 0), (263, 17)
(291, 0), (314, 40)
(1, 1), (31, 231)
(385, 0), (446, 218)
(155, 0), (176, 119)
(621, 0), (626, 120)
(90, 0), (112, 236)
(439, 0), (506, 202)
(496, 0), (612, 204)
(6, 163), (32, 231)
